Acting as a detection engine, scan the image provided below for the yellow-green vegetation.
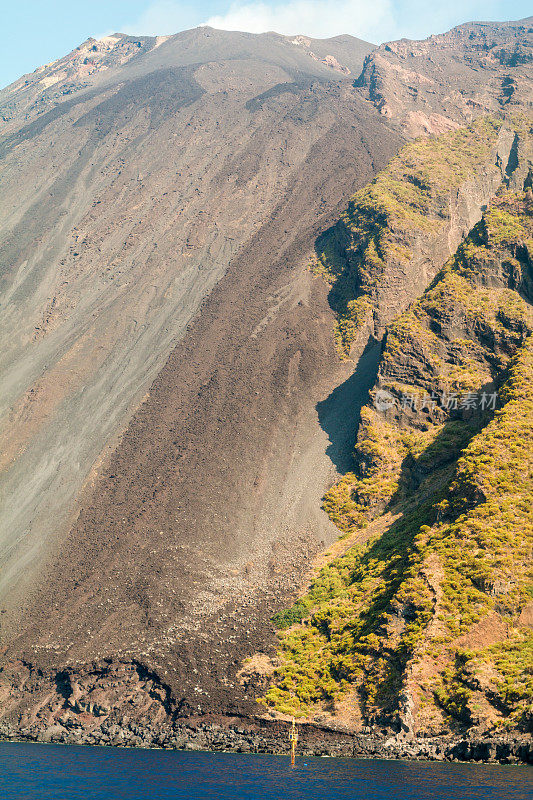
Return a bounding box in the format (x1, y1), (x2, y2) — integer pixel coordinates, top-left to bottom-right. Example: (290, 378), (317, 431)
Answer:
(322, 411), (475, 534)
(266, 499), (438, 716)
(321, 408), (410, 533)
(430, 339), (533, 637)
(313, 117), (503, 356)
(265, 193), (533, 730)
(436, 631), (533, 728)
(322, 194), (533, 537)
(264, 337), (533, 726)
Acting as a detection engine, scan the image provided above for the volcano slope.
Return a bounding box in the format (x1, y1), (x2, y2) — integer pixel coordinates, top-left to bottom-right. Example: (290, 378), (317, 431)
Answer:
(0, 19), (532, 753)
(0, 26), (393, 623)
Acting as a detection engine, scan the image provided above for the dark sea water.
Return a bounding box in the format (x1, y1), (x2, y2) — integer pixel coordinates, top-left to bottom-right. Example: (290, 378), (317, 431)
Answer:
(1, 743), (531, 800)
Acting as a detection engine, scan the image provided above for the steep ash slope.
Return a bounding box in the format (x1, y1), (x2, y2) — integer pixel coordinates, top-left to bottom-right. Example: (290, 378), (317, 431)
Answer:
(0, 28), (373, 133)
(0, 27), (385, 619)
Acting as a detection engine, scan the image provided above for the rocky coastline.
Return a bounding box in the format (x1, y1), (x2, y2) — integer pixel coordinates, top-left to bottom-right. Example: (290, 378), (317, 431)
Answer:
(1, 716), (531, 765)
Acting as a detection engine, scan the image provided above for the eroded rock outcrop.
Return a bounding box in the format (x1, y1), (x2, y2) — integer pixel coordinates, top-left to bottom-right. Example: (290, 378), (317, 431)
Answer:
(358, 17), (533, 135)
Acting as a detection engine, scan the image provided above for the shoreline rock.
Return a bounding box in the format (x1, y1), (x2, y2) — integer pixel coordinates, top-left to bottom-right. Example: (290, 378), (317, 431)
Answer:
(0, 717), (531, 765)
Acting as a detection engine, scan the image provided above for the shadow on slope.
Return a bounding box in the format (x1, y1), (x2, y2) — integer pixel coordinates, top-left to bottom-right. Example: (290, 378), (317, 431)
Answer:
(316, 336), (381, 473)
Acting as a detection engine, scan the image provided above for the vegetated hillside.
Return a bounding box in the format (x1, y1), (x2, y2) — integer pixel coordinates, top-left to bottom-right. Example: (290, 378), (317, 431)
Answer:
(265, 189), (533, 736)
(313, 116), (522, 355)
(0, 20), (532, 748)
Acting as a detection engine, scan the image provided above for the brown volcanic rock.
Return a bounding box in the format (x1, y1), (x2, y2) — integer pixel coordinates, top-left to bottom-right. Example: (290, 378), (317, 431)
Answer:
(358, 17), (533, 134)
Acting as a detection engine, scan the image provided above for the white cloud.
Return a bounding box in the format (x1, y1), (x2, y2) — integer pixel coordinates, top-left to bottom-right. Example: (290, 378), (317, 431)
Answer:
(204, 0), (395, 41)
(122, 0), (529, 45)
(123, 0), (200, 37)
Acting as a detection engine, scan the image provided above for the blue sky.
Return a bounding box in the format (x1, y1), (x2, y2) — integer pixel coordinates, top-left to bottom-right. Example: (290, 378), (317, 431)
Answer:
(1, 0), (531, 89)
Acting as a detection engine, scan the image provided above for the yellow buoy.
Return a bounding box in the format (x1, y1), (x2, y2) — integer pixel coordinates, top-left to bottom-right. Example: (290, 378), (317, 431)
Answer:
(289, 717), (298, 766)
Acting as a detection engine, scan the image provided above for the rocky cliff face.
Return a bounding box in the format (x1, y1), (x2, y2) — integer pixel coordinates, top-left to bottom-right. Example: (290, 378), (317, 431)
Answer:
(358, 17), (533, 135)
(313, 117), (523, 355)
(0, 34), (160, 127)
(0, 20), (532, 756)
